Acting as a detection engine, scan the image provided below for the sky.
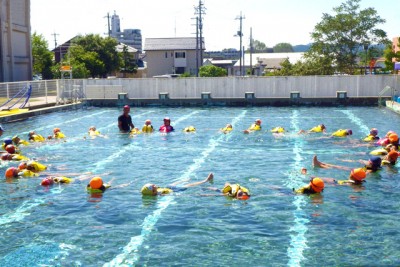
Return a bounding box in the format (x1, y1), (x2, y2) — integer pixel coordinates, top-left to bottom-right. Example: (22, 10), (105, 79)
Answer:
(31, 0), (399, 51)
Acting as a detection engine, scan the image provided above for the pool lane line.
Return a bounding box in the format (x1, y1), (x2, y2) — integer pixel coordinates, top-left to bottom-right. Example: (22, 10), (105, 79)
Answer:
(0, 110), (177, 227)
(338, 110), (369, 134)
(104, 110), (247, 267)
(285, 110), (310, 267)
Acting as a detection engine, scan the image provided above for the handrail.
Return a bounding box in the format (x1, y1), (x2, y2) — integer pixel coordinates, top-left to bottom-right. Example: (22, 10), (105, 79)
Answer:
(378, 86), (393, 108)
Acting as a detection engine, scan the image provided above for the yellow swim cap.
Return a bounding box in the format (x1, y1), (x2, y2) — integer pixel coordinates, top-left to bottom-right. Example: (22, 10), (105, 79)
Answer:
(89, 177), (103, 189)
(141, 183), (155, 195)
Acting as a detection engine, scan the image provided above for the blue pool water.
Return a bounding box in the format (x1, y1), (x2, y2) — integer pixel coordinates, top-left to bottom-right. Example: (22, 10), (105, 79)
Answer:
(0, 106), (399, 266)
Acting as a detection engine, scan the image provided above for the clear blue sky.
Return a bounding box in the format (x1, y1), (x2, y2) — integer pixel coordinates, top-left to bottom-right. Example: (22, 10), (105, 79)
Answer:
(31, 0), (399, 51)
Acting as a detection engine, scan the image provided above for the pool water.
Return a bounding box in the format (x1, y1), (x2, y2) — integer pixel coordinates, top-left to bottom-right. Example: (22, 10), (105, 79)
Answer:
(0, 106), (399, 266)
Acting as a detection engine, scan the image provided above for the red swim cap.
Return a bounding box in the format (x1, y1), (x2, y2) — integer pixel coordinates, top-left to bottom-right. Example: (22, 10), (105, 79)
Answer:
(41, 178), (54, 186)
(350, 168), (367, 181)
(5, 167), (18, 178)
(5, 144), (15, 154)
(89, 177), (103, 189)
(310, 177), (324, 193)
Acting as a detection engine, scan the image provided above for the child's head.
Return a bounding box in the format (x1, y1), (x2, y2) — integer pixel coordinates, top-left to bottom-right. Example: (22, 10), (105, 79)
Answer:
(89, 177), (103, 189)
(309, 177), (324, 193)
(89, 126), (96, 131)
(349, 168), (366, 183)
(145, 120), (151, 125)
(370, 128), (378, 136)
(141, 183), (158, 196)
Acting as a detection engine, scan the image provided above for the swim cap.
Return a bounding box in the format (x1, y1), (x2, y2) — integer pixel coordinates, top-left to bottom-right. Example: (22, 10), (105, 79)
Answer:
(145, 119), (151, 125)
(123, 105), (130, 110)
(255, 119), (262, 124)
(310, 177), (324, 193)
(164, 117), (170, 122)
(350, 168), (367, 181)
(388, 151), (399, 162)
(370, 128), (378, 136)
(41, 178), (54, 186)
(5, 167), (18, 178)
(369, 156), (382, 167)
(5, 144), (16, 154)
(53, 128), (60, 134)
(18, 162), (27, 170)
(346, 129), (353, 135)
(386, 131), (395, 137)
(3, 138), (12, 146)
(141, 183), (155, 195)
(389, 133), (399, 143)
(89, 177), (103, 189)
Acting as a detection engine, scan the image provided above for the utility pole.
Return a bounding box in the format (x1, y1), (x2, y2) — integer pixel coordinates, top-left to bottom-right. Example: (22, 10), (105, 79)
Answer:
(194, 0), (206, 68)
(235, 12), (245, 76)
(250, 27), (253, 75)
(105, 12), (111, 37)
(52, 32), (59, 49)
(192, 17), (199, 76)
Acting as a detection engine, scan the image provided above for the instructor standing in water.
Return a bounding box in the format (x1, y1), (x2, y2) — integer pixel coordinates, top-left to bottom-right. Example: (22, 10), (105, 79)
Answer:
(118, 105), (134, 133)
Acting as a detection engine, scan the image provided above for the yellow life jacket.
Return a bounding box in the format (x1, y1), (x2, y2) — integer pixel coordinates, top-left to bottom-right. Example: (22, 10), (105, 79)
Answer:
(248, 124), (261, 131)
(369, 148), (388, 156)
(183, 126), (196, 132)
(32, 134), (45, 142)
(221, 127), (233, 132)
(19, 169), (39, 177)
(271, 127), (285, 133)
(363, 135), (376, 142)
(130, 128), (141, 135)
(309, 125), (323, 133)
(156, 188), (173, 195)
(27, 161), (47, 172)
(87, 183), (110, 193)
(12, 154), (29, 161)
(222, 184), (250, 197)
(53, 176), (73, 184)
(17, 140), (30, 146)
(89, 130), (101, 136)
(54, 132), (66, 139)
(332, 129), (348, 137)
(141, 125), (154, 133)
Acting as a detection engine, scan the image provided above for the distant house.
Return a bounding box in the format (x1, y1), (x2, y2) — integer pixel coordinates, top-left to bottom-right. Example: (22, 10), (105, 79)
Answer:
(233, 52), (304, 76)
(144, 37), (204, 77)
(203, 59), (237, 76)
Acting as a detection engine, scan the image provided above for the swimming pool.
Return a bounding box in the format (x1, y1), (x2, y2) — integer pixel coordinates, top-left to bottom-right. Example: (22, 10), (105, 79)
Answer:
(0, 106), (399, 266)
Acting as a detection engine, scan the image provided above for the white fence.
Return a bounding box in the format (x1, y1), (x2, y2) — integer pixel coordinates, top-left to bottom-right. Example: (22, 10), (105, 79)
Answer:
(80, 75), (399, 99)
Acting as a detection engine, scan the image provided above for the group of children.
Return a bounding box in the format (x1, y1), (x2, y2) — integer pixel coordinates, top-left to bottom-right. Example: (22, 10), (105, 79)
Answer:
(2, 114), (399, 201)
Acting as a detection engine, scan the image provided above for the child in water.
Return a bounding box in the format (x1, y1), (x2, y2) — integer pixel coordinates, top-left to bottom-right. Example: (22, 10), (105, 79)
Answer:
(293, 177), (325, 194)
(243, 119), (262, 134)
(141, 173), (213, 196)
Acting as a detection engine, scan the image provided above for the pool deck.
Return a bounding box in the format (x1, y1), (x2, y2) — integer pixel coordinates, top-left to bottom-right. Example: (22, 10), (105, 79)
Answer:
(385, 100), (400, 115)
(0, 96), (83, 124)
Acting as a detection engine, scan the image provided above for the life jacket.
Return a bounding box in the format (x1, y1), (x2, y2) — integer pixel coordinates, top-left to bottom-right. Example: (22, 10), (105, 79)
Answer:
(156, 188), (173, 195)
(309, 125), (324, 132)
(54, 132), (66, 139)
(271, 127), (285, 133)
(183, 126), (196, 132)
(248, 124), (261, 131)
(363, 135), (379, 142)
(27, 161), (47, 172)
(331, 129), (348, 137)
(31, 134), (45, 142)
(19, 169), (39, 177)
(141, 125), (154, 133)
(221, 127), (232, 132)
(89, 130), (101, 136)
(86, 183), (110, 194)
(53, 176), (73, 184)
(222, 184), (250, 197)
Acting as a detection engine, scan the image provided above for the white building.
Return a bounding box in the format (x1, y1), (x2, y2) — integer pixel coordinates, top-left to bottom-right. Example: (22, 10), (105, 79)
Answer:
(0, 0), (32, 82)
(110, 11), (142, 52)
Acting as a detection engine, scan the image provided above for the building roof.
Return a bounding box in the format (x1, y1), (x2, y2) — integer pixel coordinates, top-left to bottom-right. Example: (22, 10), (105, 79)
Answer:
(234, 52), (304, 68)
(144, 37), (204, 51)
(115, 43), (138, 53)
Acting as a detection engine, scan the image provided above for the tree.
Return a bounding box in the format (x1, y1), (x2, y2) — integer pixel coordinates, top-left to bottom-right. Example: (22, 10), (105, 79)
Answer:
(273, 43), (294, 53)
(120, 45), (138, 77)
(68, 34), (120, 78)
(307, 0), (388, 74)
(31, 32), (54, 79)
(247, 40), (268, 52)
(199, 65), (227, 77)
(383, 38), (400, 73)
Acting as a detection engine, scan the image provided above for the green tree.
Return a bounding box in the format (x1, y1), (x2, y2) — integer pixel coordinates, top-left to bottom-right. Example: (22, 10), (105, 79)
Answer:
(383, 38), (400, 73)
(199, 65), (227, 77)
(31, 32), (54, 79)
(247, 40), (268, 52)
(120, 45), (138, 77)
(273, 43), (294, 53)
(68, 34), (120, 78)
(307, 0), (388, 74)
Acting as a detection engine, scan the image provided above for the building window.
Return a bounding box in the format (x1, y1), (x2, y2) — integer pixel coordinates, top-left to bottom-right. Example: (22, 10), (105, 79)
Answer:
(165, 52), (168, 58)
(175, 52), (186, 58)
